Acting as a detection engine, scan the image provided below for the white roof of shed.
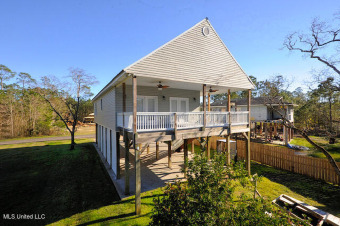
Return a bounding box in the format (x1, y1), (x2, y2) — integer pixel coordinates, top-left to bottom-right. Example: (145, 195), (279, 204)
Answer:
(93, 18), (254, 101)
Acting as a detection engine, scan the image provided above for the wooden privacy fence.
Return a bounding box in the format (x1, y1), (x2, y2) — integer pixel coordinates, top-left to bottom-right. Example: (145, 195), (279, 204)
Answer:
(237, 140), (340, 185)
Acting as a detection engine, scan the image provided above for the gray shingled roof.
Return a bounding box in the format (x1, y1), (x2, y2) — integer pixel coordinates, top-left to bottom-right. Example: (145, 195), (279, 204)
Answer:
(211, 96), (294, 106)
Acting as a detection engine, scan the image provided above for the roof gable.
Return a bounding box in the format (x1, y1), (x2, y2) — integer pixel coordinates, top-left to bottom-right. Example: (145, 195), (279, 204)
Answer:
(124, 19), (254, 90)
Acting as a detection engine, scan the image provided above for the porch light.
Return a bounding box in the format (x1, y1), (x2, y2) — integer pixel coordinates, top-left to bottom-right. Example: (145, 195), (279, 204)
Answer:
(162, 96), (166, 100)
(193, 97), (196, 102)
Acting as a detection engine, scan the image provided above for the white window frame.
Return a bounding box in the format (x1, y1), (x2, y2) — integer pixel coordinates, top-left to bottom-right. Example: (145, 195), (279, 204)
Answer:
(169, 97), (189, 112)
(137, 95), (158, 112)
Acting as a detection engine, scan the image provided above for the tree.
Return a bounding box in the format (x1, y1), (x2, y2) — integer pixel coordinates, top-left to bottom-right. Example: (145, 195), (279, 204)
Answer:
(17, 72), (36, 90)
(257, 75), (291, 98)
(38, 68), (97, 150)
(311, 77), (339, 133)
(283, 12), (340, 89)
(0, 64), (15, 90)
(211, 75), (259, 102)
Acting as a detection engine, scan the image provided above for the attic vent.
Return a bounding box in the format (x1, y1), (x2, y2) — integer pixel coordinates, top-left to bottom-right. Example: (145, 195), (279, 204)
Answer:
(202, 26), (210, 36)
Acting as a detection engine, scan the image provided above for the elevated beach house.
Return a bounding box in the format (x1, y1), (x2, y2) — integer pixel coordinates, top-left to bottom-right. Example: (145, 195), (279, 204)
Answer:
(92, 18), (254, 214)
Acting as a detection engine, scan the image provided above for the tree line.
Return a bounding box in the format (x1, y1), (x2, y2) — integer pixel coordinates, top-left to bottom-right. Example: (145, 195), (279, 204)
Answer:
(212, 74), (340, 136)
(0, 65), (95, 140)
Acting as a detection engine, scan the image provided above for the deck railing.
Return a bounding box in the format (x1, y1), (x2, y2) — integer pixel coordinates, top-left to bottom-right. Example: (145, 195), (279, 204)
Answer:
(117, 111), (249, 132)
(230, 112), (249, 125)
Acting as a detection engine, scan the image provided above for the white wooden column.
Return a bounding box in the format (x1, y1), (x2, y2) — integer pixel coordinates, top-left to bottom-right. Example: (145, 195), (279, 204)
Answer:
(246, 89), (251, 176)
(202, 84), (207, 130)
(226, 89), (231, 164)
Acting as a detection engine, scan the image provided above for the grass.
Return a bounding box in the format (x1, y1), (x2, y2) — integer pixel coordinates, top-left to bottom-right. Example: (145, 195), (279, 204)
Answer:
(51, 162), (340, 225)
(51, 188), (164, 226)
(290, 136), (340, 162)
(1, 139), (339, 225)
(0, 139), (119, 226)
(252, 163), (340, 217)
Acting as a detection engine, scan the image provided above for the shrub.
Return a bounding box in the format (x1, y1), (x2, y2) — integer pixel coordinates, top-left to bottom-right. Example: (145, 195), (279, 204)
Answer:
(150, 151), (309, 225)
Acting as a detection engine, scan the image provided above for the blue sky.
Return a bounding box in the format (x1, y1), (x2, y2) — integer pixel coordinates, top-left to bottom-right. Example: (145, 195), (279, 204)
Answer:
(1, 0), (339, 95)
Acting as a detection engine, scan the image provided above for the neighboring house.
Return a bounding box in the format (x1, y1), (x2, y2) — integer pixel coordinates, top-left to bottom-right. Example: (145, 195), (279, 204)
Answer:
(211, 97), (296, 143)
(211, 97), (295, 122)
(92, 18), (254, 214)
(83, 113), (94, 123)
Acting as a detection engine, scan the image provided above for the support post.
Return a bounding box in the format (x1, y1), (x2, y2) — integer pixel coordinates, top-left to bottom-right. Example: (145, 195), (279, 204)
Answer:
(132, 76), (137, 135)
(174, 113), (177, 140)
(116, 132), (120, 179)
(156, 142), (159, 160)
(168, 141), (172, 168)
(291, 123), (294, 139)
(124, 133), (130, 195)
(226, 135), (231, 164)
(228, 89), (231, 127)
(208, 93), (211, 111)
(191, 139), (195, 154)
(274, 123), (278, 136)
(246, 89), (251, 176)
(135, 144), (141, 215)
(147, 145), (150, 154)
(269, 123), (273, 140)
(183, 139), (188, 177)
(203, 84), (207, 130)
(259, 122), (263, 135)
(122, 82), (126, 128)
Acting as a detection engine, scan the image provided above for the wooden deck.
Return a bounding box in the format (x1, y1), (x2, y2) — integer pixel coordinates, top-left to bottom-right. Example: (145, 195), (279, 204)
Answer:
(119, 124), (248, 143)
(117, 111), (249, 143)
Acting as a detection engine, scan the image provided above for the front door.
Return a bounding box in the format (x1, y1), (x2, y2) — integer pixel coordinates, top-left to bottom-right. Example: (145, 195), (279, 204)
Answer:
(170, 97), (189, 112)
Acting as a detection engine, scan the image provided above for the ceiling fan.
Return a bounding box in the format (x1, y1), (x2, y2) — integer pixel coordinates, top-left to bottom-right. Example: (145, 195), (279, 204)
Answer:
(209, 86), (218, 93)
(157, 81), (169, 90)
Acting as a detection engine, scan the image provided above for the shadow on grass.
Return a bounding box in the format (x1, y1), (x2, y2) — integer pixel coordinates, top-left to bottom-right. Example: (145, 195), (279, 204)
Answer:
(251, 162), (340, 215)
(78, 212), (136, 225)
(0, 141), (120, 226)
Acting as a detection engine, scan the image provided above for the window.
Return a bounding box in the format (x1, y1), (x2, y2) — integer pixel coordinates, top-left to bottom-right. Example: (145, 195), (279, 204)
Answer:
(94, 103), (97, 115)
(101, 99), (103, 111)
(170, 97), (189, 112)
(137, 96), (158, 112)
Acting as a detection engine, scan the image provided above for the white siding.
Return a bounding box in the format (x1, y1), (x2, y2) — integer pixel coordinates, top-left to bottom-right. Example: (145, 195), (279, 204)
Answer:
(115, 85), (200, 112)
(94, 87), (116, 130)
(125, 19), (254, 90)
(251, 106), (268, 121)
(238, 106), (267, 121)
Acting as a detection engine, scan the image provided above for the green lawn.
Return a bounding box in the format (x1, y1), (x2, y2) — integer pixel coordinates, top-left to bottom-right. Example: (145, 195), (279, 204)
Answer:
(0, 139), (119, 226)
(1, 139), (339, 225)
(52, 162), (340, 225)
(290, 136), (340, 162)
(0, 126), (95, 142)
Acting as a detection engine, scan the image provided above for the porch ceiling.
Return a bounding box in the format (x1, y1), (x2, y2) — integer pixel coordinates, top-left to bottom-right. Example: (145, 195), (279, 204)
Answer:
(123, 76), (247, 94)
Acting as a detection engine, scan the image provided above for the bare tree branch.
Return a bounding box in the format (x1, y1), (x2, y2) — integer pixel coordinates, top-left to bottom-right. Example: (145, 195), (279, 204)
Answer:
(283, 14), (340, 77)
